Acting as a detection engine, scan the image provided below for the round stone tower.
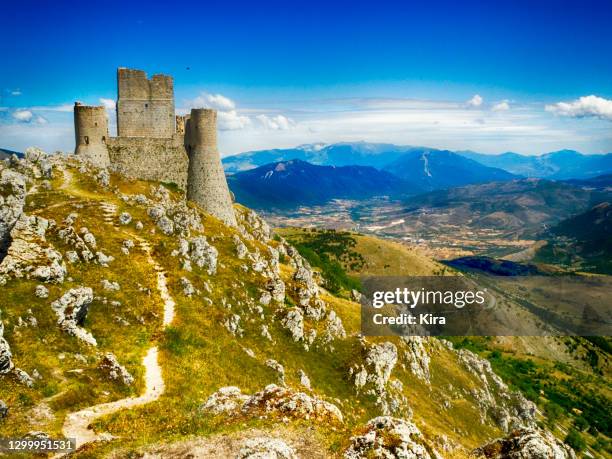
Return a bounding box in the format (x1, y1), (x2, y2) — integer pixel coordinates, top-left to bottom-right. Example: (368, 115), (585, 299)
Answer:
(74, 102), (110, 168)
(186, 109), (237, 226)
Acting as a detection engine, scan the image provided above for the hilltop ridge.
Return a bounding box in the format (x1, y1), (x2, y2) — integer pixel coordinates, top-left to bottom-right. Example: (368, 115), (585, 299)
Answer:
(0, 149), (580, 457)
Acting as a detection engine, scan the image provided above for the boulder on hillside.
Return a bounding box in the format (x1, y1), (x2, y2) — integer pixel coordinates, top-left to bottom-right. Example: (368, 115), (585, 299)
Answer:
(344, 416), (434, 459)
(472, 428), (576, 459)
(51, 287), (96, 345)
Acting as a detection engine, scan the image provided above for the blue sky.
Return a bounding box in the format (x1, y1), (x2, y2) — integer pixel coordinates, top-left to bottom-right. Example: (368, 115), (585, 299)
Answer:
(2, 0), (612, 155)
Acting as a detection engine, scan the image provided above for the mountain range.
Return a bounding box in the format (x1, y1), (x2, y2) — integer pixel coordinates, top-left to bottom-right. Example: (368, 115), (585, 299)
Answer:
(458, 149), (612, 179)
(222, 142), (612, 181)
(227, 159), (411, 209)
(382, 149), (517, 191)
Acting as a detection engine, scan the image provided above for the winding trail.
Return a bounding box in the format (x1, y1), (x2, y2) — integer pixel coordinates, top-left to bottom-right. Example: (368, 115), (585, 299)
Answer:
(58, 197), (176, 453)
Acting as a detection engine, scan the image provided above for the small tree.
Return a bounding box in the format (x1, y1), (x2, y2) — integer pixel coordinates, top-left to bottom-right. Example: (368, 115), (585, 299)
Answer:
(565, 429), (587, 452)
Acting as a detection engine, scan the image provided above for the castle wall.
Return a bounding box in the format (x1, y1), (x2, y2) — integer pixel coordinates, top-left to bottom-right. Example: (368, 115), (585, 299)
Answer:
(107, 136), (188, 189)
(186, 109), (237, 226)
(74, 103), (110, 168)
(116, 68), (175, 138)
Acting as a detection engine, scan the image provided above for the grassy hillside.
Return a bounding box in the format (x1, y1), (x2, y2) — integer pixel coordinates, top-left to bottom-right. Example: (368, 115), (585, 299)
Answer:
(0, 154), (607, 457)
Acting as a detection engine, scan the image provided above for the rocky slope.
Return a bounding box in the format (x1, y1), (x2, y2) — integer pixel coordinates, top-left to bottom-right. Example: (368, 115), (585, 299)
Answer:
(0, 150), (577, 458)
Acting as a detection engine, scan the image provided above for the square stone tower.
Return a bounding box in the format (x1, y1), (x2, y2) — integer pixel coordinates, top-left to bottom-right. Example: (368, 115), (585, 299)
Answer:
(116, 68), (175, 138)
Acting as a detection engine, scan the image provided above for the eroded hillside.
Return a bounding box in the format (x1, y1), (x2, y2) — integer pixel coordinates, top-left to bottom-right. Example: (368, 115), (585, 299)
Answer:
(0, 151), (578, 458)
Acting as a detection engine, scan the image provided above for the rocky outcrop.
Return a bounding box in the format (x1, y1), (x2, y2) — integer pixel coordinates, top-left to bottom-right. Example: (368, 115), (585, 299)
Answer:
(50, 287), (96, 345)
(237, 437), (297, 459)
(201, 384), (343, 424)
(0, 215), (66, 285)
(473, 428), (576, 459)
(401, 337), (431, 383)
(0, 168), (26, 258)
(0, 318), (14, 374)
(348, 341), (414, 416)
(0, 400), (8, 419)
(173, 236), (218, 275)
(344, 416), (434, 459)
(98, 353), (134, 385)
(457, 349), (536, 431)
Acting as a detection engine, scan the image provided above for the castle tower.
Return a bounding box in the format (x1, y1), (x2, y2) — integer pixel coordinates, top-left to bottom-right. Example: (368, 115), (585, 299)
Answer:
(73, 102), (110, 168)
(116, 68), (175, 138)
(186, 109), (237, 226)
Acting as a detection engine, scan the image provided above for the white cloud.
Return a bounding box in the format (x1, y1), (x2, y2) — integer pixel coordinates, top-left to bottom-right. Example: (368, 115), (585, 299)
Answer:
(34, 115), (48, 125)
(11, 90), (22, 96)
(190, 92), (236, 111)
(255, 114), (295, 130)
(99, 98), (115, 110)
(545, 95), (612, 121)
(467, 94), (483, 107)
(492, 100), (510, 111)
(218, 110), (251, 130)
(12, 109), (33, 122)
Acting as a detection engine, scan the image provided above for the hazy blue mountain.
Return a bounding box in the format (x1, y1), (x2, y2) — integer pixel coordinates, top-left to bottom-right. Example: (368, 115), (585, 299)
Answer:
(562, 174), (612, 191)
(459, 150), (612, 179)
(228, 159), (414, 209)
(222, 142), (415, 173)
(0, 148), (22, 160)
(383, 149), (517, 190)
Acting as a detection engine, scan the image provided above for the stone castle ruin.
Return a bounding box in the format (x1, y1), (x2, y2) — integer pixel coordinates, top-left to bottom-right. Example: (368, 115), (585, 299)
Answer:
(73, 68), (236, 226)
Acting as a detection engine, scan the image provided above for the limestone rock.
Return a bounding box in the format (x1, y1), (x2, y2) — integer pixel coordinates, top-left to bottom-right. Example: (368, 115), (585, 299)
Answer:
(473, 428), (576, 459)
(0, 215), (66, 285)
(98, 353), (134, 385)
(281, 308), (304, 342)
(0, 168), (26, 255)
(119, 212), (132, 225)
(0, 320), (14, 374)
(457, 348), (536, 431)
(181, 277), (196, 297)
(344, 416), (433, 459)
(35, 285), (49, 298)
(233, 235), (249, 259)
(14, 368), (34, 387)
(101, 279), (120, 291)
(265, 359), (286, 385)
(298, 369), (311, 389)
(50, 287), (96, 345)
(237, 437), (297, 459)
(175, 236), (218, 275)
(95, 169), (110, 187)
(200, 386), (249, 414)
(401, 337), (431, 383)
(202, 384), (342, 424)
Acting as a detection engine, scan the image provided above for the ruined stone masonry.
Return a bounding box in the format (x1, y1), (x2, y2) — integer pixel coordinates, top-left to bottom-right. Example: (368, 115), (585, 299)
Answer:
(73, 68), (236, 226)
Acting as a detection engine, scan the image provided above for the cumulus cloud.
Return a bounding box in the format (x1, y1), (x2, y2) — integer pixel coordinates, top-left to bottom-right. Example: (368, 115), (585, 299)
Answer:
(545, 95), (612, 121)
(218, 110), (251, 130)
(11, 90), (22, 96)
(190, 92), (236, 111)
(12, 109), (33, 122)
(467, 94), (483, 107)
(255, 114), (295, 130)
(492, 100), (510, 111)
(99, 98), (116, 110)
